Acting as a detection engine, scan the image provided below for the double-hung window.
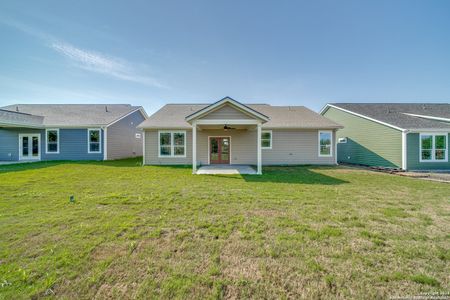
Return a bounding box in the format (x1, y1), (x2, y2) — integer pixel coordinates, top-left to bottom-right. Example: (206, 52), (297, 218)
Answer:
(159, 131), (186, 157)
(261, 130), (272, 149)
(88, 129), (101, 153)
(46, 129), (59, 154)
(319, 131), (333, 157)
(420, 133), (447, 162)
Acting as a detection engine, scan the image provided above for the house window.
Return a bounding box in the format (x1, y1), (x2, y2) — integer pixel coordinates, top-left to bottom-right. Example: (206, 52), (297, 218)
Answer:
(319, 131), (333, 157)
(261, 130), (272, 149)
(88, 129), (101, 153)
(46, 129), (59, 153)
(420, 133), (447, 162)
(159, 131), (186, 157)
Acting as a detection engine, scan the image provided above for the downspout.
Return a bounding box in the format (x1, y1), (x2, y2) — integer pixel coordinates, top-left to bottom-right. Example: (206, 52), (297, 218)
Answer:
(103, 126), (108, 161)
(401, 130), (408, 171)
(142, 129), (146, 166)
(334, 129), (338, 165)
(192, 121), (197, 174)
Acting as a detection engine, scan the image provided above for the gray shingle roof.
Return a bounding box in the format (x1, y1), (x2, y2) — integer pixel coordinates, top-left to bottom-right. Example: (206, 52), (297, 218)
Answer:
(138, 104), (342, 129)
(0, 109), (44, 127)
(0, 104), (141, 127)
(328, 103), (450, 130)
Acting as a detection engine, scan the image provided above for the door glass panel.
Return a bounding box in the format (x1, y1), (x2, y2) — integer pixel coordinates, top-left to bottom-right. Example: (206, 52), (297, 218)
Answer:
(221, 138), (229, 161)
(22, 137), (29, 156)
(211, 138), (219, 161)
(32, 137), (39, 156)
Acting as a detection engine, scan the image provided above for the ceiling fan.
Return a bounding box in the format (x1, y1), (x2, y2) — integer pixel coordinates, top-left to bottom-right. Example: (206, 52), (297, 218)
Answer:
(223, 125), (236, 131)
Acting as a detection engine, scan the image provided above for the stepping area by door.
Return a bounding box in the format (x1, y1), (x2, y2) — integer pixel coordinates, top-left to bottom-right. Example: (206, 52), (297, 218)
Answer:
(196, 165), (257, 175)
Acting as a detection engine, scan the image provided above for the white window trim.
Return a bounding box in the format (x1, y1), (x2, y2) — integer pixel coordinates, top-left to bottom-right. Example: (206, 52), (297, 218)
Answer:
(419, 133), (448, 162)
(87, 128), (102, 154)
(45, 128), (60, 154)
(318, 130), (333, 157)
(261, 130), (272, 150)
(158, 130), (187, 158)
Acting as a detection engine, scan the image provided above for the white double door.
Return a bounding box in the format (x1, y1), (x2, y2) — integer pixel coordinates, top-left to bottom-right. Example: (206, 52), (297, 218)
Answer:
(19, 134), (40, 160)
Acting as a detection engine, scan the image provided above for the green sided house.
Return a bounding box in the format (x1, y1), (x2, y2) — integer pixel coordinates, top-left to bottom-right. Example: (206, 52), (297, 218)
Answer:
(320, 103), (450, 171)
(138, 97), (343, 174)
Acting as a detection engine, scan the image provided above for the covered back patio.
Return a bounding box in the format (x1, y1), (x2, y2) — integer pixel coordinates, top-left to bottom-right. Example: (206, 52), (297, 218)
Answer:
(191, 120), (263, 174)
(185, 98), (270, 175)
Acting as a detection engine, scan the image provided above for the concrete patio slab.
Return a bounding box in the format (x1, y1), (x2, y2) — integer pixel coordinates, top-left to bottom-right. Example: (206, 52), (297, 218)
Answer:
(196, 165), (257, 175)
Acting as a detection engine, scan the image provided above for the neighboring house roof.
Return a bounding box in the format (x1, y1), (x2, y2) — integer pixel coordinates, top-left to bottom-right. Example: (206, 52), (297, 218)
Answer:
(0, 104), (144, 127)
(139, 103), (343, 129)
(322, 103), (450, 130)
(0, 109), (44, 127)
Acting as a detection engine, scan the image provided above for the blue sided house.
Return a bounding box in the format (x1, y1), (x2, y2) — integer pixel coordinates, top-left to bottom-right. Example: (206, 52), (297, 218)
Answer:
(0, 104), (147, 162)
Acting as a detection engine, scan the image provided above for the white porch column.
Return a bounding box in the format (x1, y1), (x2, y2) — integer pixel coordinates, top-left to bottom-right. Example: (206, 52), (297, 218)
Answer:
(192, 122), (197, 174)
(257, 123), (262, 175)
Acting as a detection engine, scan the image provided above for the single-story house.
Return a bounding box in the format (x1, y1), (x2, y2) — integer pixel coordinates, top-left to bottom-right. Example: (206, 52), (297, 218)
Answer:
(138, 97), (343, 174)
(320, 103), (450, 171)
(0, 104), (147, 162)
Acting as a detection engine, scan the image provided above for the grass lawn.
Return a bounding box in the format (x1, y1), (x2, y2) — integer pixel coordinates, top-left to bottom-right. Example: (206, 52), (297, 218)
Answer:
(0, 159), (449, 299)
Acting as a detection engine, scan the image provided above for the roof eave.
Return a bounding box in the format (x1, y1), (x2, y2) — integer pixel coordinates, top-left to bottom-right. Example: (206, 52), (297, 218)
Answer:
(403, 113), (450, 123)
(106, 107), (148, 128)
(407, 128), (450, 133)
(263, 125), (344, 129)
(322, 104), (406, 131)
(0, 122), (44, 128)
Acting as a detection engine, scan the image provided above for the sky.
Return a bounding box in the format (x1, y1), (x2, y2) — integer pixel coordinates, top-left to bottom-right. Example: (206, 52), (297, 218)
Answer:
(0, 0), (450, 114)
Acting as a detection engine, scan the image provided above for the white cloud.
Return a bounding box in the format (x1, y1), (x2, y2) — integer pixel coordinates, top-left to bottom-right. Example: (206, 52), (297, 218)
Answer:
(50, 41), (167, 88)
(0, 18), (167, 89)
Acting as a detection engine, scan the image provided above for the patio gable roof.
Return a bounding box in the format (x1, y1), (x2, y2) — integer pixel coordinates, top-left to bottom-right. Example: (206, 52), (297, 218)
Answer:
(185, 97), (270, 123)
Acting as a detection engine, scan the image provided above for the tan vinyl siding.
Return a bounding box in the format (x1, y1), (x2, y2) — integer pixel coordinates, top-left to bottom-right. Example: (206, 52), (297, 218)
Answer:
(107, 110), (145, 160)
(323, 107), (402, 167)
(144, 130), (192, 165)
(196, 129), (257, 165)
(262, 129), (336, 165)
(200, 104), (254, 120)
(144, 127), (337, 166)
